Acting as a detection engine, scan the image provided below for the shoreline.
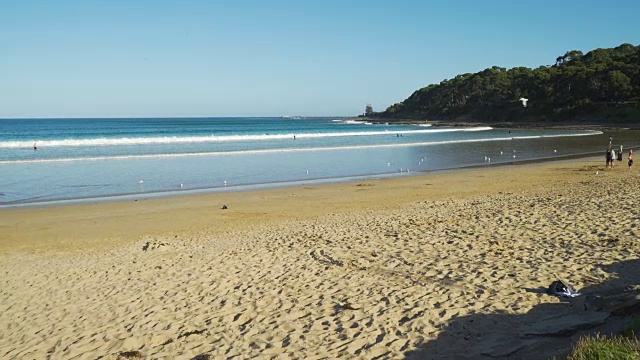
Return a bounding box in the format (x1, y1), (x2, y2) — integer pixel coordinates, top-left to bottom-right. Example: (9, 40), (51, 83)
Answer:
(0, 147), (625, 209)
(0, 153), (628, 253)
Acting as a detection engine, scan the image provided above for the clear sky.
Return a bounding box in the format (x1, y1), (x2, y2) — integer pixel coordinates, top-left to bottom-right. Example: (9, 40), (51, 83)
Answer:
(1, 0), (639, 118)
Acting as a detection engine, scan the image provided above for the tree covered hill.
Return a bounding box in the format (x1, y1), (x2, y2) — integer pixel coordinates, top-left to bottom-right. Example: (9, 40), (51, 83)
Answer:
(372, 43), (640, 124)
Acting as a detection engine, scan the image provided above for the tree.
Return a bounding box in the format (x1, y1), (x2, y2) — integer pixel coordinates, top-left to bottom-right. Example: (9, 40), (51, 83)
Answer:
(556, 50), (584, 66)
(365, 104), (374, 116)
(374, 43), (639, 123)
(386, 103), (404, 114)
(604, 70), (632, 102)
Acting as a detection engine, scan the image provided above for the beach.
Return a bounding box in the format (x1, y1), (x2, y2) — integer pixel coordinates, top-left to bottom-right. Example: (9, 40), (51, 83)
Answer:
(1, 156), (639, 359)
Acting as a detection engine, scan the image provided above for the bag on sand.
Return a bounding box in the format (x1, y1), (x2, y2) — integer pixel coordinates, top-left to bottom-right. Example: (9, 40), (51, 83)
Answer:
(547, 280), (581, 298)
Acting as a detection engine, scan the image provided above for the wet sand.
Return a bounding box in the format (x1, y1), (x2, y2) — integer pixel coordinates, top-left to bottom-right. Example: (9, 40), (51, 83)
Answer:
(1, 156), (639, 359)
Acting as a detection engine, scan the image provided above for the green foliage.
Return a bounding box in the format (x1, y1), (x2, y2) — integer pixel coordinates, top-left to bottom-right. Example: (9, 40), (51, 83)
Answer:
(365, 103), (374, 116)
(604, 70), (632, 101)
(376, 43), (640, 123)
(565, 334), (640, 360)
(621, 316), (640, 339)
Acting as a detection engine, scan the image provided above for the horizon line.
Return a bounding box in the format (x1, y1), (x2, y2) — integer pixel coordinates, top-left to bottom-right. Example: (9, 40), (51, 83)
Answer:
(0, 115), (357, 120)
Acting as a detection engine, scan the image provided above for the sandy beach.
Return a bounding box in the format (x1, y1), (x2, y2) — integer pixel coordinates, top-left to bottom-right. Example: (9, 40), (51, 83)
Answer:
(1, 156), (639, 359)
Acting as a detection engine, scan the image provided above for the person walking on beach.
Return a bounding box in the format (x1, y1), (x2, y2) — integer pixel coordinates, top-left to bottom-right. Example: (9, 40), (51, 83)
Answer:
(605, 136), (613, 168)
(629, 149), (634, 170)
(606, 149), (613, 168)
(611, 149), (616, 169)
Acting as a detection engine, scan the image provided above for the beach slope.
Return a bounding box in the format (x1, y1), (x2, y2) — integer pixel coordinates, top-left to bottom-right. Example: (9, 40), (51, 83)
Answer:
(1, 158), (639, 359)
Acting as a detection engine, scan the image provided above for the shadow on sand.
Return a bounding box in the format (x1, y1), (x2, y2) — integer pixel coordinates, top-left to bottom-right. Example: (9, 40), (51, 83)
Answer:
(405, 258), (640, 360)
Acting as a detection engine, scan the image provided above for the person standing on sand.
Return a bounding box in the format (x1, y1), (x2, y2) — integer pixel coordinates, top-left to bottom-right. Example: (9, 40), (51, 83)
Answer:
(605, 136), (613, 168)
(629, 149), (634, 170)
(618, 145), (624, 162)
(611, 149), (616, 169)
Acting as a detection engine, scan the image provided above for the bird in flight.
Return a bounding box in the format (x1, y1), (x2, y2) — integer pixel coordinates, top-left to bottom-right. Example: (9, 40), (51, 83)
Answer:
(519, 98), (529, 107)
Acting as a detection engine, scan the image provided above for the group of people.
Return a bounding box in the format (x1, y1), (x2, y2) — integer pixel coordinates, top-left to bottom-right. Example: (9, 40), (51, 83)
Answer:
(606, 137), (633, 169)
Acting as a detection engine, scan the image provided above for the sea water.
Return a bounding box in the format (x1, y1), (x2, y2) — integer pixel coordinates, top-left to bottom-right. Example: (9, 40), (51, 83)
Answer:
(0, 117), (629, 206)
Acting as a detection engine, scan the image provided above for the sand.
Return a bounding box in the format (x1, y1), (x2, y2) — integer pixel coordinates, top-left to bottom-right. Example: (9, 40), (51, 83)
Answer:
(1, 157), (639, 359)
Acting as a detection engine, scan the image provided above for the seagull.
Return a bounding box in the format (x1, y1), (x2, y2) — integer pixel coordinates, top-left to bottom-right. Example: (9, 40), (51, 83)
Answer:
(513, 155), (516, 159)
(519, 98), (528, 107)
(138, 179), (144, 184)
(500, 151), (503, 155)
(554, 149), (557, 153)
(180, 183), (183, 188)
(306, 170), (309, 175)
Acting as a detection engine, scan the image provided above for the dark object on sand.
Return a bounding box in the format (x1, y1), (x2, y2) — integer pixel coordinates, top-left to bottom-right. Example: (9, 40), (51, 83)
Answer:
(117, 350), (143, 359)
(221, 204), (228, 210)
(548, 280), (581, 298)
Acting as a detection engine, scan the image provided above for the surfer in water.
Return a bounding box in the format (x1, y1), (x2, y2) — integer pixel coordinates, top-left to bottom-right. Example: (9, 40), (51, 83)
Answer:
(33, 143), (37, 150)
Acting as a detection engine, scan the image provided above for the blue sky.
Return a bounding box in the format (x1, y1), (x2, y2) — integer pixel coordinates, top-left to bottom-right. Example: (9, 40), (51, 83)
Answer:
(1, 0), (638, 118)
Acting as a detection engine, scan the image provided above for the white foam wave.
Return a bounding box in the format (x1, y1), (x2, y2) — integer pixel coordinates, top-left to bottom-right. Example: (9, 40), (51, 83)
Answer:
(342, 120), (368, 124)
(0, 127), (493, 148)
(511, 132), (602, 139)
(0, 131), (602, 165)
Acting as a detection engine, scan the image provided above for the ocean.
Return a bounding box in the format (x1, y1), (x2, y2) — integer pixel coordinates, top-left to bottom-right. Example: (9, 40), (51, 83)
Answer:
(0, 117), (630, 206)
